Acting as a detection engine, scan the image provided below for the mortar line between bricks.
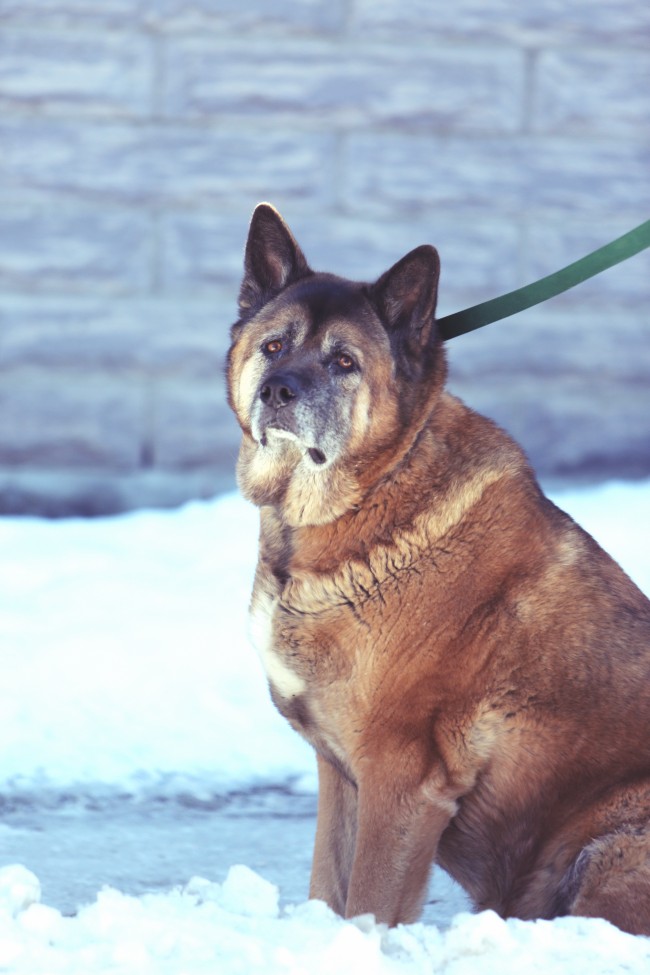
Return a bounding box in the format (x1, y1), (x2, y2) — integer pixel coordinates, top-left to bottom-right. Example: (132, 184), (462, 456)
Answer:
(331, 130), (346, 211)
(517, 219), (531, 287)
(150, 30), (166, 120)
(1, 112), (643, 144)
(3, 17), (650, 49)
(149, 208), (164, 295)
(521, 47), (538, 136)
(140, 380), (157, 471)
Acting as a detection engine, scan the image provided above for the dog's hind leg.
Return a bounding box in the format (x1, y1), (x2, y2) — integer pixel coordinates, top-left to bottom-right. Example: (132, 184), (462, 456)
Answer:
(567, 828), (650, 936)
(310, 755), (358, 915)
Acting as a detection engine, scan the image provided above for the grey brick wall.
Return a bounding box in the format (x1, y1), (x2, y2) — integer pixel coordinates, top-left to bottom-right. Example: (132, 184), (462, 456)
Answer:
(0, 0), (648, 515)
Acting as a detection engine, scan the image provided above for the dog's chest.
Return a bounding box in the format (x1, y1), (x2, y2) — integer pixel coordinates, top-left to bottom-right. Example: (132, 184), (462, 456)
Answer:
(249, 588), (307, 699)
(248, 573), (358, 772)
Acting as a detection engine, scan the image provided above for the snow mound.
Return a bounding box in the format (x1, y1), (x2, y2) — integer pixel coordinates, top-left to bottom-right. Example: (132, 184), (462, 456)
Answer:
(0, 865), (41, 919)
(0, 865), (648, 975)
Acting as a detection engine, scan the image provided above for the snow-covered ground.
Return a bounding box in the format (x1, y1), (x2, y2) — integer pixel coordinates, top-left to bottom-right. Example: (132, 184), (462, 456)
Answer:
(1, 481), (649, 973)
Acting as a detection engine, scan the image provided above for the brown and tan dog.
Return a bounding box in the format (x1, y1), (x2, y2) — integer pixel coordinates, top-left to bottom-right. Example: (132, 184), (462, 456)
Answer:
(227, 203), (650, 935)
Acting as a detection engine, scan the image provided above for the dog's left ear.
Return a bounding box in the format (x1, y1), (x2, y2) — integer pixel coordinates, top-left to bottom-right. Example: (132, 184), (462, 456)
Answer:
(370, 245), (440, 346)
(239, 203), (312, 317)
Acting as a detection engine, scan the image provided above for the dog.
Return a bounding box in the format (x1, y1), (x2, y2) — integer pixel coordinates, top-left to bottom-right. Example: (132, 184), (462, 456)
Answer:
(226, 203), (650, 935)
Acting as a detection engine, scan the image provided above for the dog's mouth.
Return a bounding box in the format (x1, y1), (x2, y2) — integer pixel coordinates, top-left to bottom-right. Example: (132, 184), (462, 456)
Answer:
(259, 426), (327, 467)
(307, 447), (327, 465)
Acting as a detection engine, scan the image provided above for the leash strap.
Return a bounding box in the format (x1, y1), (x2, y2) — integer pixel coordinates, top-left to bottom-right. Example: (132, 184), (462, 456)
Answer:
(437, 219), (650, 341)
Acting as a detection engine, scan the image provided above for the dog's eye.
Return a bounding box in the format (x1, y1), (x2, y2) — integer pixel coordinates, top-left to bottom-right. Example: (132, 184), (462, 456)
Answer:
(336, 353), (355, 370)
(264, 339), (282, 355)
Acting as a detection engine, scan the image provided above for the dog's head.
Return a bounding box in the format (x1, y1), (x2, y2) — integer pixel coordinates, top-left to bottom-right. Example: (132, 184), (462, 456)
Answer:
(227, 204), (446, 526)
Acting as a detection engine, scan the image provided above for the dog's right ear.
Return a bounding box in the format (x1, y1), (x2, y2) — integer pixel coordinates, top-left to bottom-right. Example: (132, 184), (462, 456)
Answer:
(239, 204), (311, 317)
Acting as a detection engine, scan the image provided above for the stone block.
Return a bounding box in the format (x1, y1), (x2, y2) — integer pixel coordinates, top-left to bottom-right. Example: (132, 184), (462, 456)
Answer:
(0, 296), (231, 375)
(0, 0), (346, 33)
(159, 212), (249, 292)
(164, 37), (524, 132)
(0, 369), (145, 470)
(446, 308), (650, 385)
(0, 201), (153, 294)
(133, 299), (232, 376)
(0, 298), (152, 371)
(0, 0), (145, 29)
(343, 133), (650, 219)
(446, 306), (650, 481)
(351, 0), (650, 46)
(533, 49), (650, 137)
(452, 371), (650, 483)
(150, 379), (241, 471)
(0, 467), (237, 517)
(0, 119), (334, 206)
(0, 28), (153, 117)
(150, 0), (346, 33)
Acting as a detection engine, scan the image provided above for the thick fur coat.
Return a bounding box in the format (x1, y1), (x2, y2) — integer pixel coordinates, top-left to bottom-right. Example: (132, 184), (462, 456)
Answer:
(226, 204), (650, 934)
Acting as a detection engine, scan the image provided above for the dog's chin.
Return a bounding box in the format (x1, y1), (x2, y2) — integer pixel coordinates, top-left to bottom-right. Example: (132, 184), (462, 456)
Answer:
(257, 426), (329, 469)
(239, 426), (361, 526)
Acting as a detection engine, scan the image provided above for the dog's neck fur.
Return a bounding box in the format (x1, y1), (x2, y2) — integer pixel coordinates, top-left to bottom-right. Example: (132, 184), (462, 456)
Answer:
(256, 386), (531, 589)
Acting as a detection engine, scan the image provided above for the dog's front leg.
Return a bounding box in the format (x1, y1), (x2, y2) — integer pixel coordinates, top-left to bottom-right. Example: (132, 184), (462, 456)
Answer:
(344, 773), (456, 926)
(309, 754), (358, 914)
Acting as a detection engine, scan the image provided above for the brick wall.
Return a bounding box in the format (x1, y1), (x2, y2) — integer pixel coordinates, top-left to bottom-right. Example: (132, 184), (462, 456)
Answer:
(0, 0), (648, 515)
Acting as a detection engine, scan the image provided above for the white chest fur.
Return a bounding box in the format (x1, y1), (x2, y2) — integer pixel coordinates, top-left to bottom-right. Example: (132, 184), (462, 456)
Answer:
(249, 590), (306, 699)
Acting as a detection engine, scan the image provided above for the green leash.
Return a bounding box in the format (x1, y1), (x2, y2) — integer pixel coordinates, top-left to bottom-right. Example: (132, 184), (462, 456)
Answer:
(437, 219), (650, 341)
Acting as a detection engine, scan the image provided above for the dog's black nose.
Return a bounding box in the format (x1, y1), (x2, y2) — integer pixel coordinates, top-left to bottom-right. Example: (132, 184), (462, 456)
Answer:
(260, 375), (298, 409)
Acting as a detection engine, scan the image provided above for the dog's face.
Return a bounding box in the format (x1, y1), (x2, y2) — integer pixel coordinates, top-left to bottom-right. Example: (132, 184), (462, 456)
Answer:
(227, 204), (445, 526)
(231, 275), (388, 473)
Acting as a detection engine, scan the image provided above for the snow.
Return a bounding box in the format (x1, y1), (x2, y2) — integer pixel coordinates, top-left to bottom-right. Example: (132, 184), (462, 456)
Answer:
(1, 480), (649, 972)
(0, 492), (315, 797)
(1, 862), (649, 974)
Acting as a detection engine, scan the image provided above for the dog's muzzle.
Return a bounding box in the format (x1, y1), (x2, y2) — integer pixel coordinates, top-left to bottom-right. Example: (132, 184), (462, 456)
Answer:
(256, 371), (327, 466)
